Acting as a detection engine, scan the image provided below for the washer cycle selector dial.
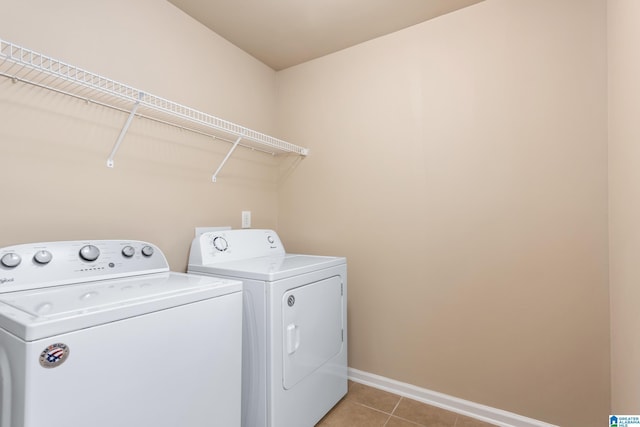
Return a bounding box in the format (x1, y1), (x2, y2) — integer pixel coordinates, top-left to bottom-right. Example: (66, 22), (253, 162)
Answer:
(141, 246), (154, 257)
(213, 236), (228, 252)
(1, 252), (21, 268)
(33, 250), (53, 265)
(122, 246), (135, 258)
(79, 245), (100, 262)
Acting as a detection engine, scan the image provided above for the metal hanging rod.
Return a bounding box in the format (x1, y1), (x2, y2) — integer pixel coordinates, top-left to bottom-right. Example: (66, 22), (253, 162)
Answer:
(0, 38), (309, 181)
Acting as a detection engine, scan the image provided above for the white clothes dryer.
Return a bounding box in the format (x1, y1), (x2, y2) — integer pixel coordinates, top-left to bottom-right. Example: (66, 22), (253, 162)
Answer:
(188, 229), (347, 427)
(0, 239), (243, 427)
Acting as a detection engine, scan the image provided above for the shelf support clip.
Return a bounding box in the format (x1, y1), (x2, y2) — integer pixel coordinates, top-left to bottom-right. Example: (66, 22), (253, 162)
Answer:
(212, 136), (243, 183)
(106, 92), (144, 168)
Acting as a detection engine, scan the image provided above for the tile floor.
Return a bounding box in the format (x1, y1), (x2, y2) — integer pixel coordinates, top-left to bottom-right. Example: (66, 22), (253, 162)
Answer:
(316, 381), (498, 427)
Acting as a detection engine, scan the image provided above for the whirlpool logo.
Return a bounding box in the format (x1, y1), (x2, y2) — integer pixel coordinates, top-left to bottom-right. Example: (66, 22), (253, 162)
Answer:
(0, 277), (14, 285)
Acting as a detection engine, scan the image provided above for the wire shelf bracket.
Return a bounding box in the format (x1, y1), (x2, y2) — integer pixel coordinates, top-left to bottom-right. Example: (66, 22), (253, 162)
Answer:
(107, 91), (144, 168)
(212, 136), (242, 182)
(0, 38), (309, 182)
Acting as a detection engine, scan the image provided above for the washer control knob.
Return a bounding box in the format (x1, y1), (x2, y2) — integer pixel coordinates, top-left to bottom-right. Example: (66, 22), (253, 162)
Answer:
(122, 246), (135, 258)
(33, 250), (53, 265)
(1, 252), (21, 268)
(79, 245), (100, 262)
(267, 235), (275, 244)
(213, 236), (228, 252)
(141, 245), (154, 257)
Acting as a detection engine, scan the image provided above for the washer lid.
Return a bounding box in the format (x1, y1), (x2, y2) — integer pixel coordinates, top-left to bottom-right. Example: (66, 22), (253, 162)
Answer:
(0, 272), (241, 341)
(189, 254), (346, 282)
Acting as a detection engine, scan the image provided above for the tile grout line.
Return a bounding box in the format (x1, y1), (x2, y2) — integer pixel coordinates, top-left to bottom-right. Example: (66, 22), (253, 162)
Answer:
(354, 401), (395, 416)
(383, 397), (431, 427)
(349, 402), (395, 426)
(350, 391), (403, 418)
(387, 414), (429, 427)
(390, 396), (403, 416)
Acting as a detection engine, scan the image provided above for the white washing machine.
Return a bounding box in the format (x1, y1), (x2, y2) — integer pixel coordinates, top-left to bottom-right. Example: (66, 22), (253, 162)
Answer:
(0, 239), (243, 427)
(188, 229), (347, 427)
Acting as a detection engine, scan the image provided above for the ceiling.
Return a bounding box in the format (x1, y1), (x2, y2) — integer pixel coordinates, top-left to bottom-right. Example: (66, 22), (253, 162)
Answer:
(167, 0), (485, 70)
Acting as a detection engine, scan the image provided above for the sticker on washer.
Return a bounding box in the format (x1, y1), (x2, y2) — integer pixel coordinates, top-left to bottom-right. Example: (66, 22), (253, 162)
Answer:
(39, 343), (70, 368)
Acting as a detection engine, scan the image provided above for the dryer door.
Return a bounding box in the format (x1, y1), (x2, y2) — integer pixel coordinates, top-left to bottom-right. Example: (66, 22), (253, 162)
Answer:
(281, 276), (343, 390)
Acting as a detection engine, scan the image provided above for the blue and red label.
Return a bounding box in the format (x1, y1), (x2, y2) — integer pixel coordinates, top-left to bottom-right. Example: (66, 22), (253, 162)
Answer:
(39, 343), (70, 368)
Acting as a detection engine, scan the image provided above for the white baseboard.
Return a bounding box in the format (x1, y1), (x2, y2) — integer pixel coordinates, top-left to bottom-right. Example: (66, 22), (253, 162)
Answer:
(347, 368), (558, 427)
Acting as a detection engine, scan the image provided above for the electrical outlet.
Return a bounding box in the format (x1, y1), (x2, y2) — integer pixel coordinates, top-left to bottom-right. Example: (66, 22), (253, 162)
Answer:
(241, 211), (251, 228)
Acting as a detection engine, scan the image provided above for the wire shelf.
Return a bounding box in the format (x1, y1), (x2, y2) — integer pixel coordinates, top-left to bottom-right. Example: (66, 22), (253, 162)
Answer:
(0, 38), (308, 180)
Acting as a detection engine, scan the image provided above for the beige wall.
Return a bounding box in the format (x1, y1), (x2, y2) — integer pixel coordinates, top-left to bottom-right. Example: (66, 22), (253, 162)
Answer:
(0, 0), (281, 270)
(609, 0), (640, 413)
(276, 0), (609, 425)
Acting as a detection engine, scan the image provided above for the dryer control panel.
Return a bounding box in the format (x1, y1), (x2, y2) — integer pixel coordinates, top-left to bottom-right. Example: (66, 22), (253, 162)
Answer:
(0, 240), (169, 293)
(189, 229), (285, 265)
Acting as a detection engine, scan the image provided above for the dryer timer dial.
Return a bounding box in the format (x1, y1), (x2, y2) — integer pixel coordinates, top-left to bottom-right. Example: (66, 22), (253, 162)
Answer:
(212, 236), (228, 252)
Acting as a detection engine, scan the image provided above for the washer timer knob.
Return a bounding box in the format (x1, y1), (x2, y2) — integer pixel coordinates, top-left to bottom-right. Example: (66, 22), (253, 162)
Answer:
(141, 245), (154, 257)
(33, 250), (53, 265)
(267, 235), (275, 244)
(1, 252), (21, 268)
(122, 246), (135, 258)
(79, 245), (100, 262)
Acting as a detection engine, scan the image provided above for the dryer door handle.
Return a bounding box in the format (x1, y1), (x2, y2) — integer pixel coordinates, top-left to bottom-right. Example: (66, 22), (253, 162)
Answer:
(286, 324), (300, 355)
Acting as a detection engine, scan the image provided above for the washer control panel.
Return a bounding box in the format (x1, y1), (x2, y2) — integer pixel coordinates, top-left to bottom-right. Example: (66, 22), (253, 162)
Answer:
(0, 240), (169, 293)
(189, 229), (285, 266)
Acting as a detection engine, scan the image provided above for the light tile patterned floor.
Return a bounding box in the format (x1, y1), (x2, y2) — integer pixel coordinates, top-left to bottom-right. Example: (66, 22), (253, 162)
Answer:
(316, 381), (497, 427)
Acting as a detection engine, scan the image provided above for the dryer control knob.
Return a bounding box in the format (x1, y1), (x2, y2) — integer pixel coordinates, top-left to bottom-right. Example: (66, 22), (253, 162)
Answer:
(141, 245), (154, 257)
(33, 250), (53, 265)
(79, 245), (100, 262)
(213, 236), (228, 252)
(122, 246), (135, 258)
(1, 252), (21, 268)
